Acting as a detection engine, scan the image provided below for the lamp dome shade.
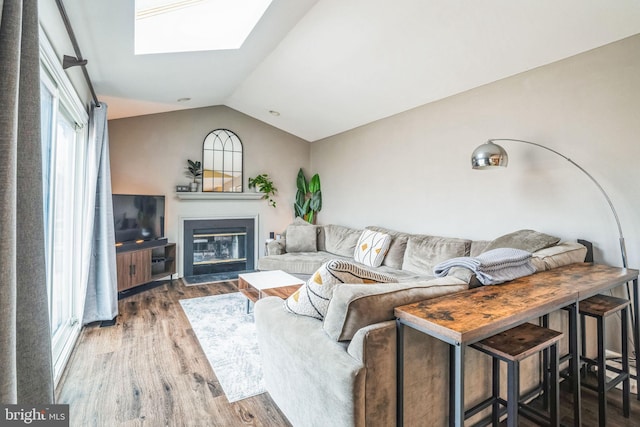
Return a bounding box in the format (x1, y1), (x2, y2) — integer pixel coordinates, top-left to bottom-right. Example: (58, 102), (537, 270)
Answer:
(471, 141), (509, 169)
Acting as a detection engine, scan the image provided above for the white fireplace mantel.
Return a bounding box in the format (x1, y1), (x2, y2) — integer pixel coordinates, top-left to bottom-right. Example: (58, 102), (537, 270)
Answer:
(176, 192), (264, 201)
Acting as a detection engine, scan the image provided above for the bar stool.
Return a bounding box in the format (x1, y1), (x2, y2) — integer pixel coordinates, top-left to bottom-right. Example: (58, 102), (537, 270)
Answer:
(579, 294), (630, 427)
(468, 322), (563, 427)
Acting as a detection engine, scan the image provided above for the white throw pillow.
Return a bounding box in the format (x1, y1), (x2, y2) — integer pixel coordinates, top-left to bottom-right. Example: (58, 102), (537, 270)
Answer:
(353, 229), (391, 267)
(284, 259), (397, 320)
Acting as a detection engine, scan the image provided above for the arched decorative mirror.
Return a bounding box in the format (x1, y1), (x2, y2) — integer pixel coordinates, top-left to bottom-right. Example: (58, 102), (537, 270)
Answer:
(202, 129), (243, 192)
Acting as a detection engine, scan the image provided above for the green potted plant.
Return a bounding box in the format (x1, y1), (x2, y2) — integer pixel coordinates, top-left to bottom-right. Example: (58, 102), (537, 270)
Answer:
(248, 174), (277, 208)
(185, 159), (202, 192)
(294, 168), (322, 223)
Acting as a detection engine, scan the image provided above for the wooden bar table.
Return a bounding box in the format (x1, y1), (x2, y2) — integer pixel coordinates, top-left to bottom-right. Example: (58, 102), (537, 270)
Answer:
(394, 263), (639, 427)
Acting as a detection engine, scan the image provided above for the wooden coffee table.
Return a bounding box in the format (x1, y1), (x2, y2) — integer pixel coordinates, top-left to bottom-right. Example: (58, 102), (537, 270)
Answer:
(238, 270), (305, 312)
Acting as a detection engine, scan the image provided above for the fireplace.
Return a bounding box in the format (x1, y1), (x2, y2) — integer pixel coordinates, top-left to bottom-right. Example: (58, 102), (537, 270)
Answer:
(183, 218), (255, 278)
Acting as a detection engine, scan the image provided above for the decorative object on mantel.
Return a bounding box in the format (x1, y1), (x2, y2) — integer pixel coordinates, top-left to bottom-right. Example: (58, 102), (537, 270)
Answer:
(248, 174), (277, 207)
(294, 168), (322, 224)
(202, 129), (243, 193)
(176, 185), (190, 192)
(184, 159), (202, 192)
(470, 138), (635, 340)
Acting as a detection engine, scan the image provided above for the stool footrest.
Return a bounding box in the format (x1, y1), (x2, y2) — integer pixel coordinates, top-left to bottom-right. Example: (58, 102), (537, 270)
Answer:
(518, 403), (553, 426)
(559, 353), (573, 364)
(581, 372), (629, 393)
(464, 396), (495, 419)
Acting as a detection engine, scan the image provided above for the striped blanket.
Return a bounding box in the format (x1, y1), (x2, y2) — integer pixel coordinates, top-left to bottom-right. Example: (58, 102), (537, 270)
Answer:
(433, 247), (536, 285)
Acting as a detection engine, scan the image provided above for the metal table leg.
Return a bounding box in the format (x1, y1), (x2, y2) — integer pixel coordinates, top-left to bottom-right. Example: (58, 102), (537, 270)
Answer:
(449, 343), (465, 427)
(396, 319), (404, 427)
(568, 302), (582, 426)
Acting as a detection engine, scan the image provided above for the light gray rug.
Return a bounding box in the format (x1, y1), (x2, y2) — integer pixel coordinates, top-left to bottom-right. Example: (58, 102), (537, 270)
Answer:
(180, 292), (265, 402)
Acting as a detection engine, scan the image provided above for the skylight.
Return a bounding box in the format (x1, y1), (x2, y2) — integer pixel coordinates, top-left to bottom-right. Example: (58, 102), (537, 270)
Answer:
(135, 0), (273, 55)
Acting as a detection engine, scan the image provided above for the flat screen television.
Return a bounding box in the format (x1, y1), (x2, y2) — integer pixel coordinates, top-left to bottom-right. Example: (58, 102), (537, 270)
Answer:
(112, 194), (165, 246)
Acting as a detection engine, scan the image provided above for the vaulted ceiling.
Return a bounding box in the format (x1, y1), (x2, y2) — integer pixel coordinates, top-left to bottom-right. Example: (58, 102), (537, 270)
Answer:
(52, 0), (640, 142)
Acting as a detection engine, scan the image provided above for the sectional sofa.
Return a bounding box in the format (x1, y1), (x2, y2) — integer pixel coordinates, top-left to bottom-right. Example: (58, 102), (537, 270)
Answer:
(254, 219), (588, 426)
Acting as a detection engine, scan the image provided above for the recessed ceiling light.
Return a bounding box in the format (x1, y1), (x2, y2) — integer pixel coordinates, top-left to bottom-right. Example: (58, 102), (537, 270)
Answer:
(269, 110), (280, 116)
(177, 97), (191, 102)
(135, 0), (274, 55)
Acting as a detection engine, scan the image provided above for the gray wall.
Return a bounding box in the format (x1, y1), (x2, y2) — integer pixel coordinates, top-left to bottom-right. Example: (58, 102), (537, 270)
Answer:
(109, 106), (311, 276)
(311, 34), (640, 270)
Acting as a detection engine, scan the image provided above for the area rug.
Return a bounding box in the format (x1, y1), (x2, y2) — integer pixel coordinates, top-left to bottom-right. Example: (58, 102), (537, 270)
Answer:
(179, 292), (265, 402)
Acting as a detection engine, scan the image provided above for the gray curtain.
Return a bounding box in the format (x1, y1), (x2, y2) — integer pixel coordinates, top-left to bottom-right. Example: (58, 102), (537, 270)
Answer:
(0, 0), (55, 403)
(82, 102), (118, 324)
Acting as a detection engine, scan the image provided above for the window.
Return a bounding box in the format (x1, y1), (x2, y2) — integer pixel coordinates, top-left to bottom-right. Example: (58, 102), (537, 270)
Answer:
(134, 0), (273, 54)
(40, 28), (89, 383)
(202, 129), (243, 192)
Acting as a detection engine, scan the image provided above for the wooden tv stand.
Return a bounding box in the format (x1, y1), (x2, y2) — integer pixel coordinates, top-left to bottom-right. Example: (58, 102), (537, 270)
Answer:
(116, 242), (176, 293)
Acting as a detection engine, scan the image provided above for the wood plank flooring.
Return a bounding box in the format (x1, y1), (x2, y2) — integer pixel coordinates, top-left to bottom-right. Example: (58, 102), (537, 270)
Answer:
(56, 280), (291, 427)
(56, 279), (640, 426)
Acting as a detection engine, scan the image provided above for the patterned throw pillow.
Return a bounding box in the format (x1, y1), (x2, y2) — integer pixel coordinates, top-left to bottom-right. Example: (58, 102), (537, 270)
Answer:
(284, 259), (397, 320)
(353, 229), (391, 267)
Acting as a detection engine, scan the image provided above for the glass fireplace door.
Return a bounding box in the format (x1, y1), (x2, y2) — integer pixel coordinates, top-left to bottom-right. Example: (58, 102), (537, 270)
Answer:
(192, 230), (247, 275)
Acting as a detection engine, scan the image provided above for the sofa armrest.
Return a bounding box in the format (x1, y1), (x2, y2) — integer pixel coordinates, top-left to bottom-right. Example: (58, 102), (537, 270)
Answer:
(347, 321), (397, 427)
(530, 241), (587, 271)
(347, 320), (396, 363)
(254, 297), (366, 427)
(266, 239), (286, 255)
(323, 277), (468, 341)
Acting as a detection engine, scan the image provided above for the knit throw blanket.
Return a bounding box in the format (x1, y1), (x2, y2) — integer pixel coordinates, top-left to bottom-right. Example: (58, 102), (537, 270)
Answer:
(433, 248), (536, 285)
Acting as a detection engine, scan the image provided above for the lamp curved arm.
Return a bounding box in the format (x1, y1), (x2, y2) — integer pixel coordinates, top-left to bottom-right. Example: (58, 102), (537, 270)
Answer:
(489, 138), (627, 268)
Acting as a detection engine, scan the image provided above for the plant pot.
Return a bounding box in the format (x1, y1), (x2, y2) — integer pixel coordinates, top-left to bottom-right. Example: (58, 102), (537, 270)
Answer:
(189, 182), (199, 192)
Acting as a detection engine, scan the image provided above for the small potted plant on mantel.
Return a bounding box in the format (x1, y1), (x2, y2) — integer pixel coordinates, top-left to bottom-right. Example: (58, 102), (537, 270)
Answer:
(185, 159), (202, 192)
(248, 174), (277, 207)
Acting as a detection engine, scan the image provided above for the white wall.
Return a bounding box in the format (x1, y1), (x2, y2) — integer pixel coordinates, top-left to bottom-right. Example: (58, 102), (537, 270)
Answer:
(109, 105), (310, 276)
(311, 34), (640, 270)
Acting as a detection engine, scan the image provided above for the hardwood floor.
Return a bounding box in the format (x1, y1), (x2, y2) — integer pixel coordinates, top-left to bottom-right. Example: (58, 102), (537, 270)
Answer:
(517, 378), (640, 427)
(56, 280), (291, 427)
(57, 279), (640, 426)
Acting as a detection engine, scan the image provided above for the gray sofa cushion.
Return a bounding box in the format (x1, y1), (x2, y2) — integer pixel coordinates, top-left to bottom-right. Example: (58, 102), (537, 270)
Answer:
(285, 225), (318, 253)
(401, 235), (471, 276)
(470, 240), (490, 257)
(258, 252), (351, 275)
(323, 277), (468, 341)
(321, 224), (362, 257)
(483, 229), (560, 253)
(366, 226), (410, 270)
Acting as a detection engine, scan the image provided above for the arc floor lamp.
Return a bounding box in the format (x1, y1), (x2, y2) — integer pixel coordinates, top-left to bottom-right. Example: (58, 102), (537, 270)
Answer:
(471, 138), (633, 322)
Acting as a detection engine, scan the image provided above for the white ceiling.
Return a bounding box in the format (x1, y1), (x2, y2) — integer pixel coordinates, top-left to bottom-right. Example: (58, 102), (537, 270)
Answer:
(58, 0), (640, 142)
